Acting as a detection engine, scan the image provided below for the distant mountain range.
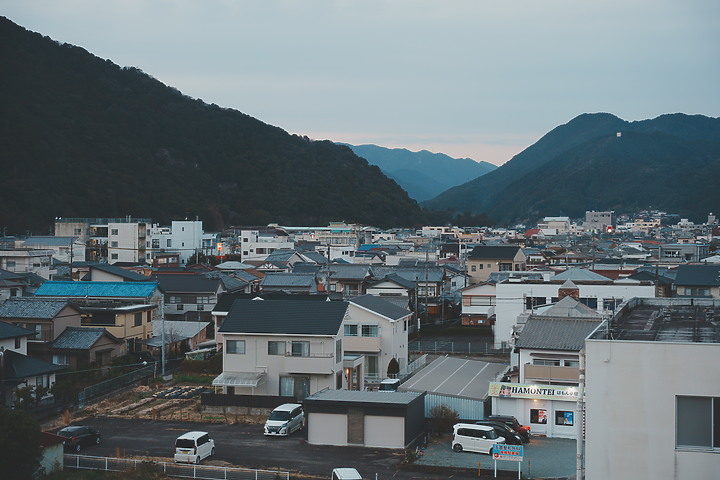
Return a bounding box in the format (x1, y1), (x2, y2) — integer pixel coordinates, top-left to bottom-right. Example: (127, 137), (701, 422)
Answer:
(339, 144), (496, 202)
(423, 113), (720, 225)
(0, 17), (428, 234)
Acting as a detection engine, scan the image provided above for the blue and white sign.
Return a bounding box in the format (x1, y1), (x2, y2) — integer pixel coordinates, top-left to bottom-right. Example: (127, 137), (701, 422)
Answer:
(492, 444), (523, 462)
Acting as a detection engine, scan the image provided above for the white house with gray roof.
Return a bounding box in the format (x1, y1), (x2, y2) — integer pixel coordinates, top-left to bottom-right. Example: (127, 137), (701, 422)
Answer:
(346, 295), (412, 387)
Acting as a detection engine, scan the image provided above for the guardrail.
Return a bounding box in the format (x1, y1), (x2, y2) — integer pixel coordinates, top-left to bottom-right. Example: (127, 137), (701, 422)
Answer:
(64, 454), (290, 480)
(409, 340), (511, 355)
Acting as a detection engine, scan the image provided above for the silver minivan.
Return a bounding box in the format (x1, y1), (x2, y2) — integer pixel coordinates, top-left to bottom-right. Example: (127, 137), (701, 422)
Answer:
(174, 431), (215, 464)
(264, 403), (305, 436)
(452, 423), (505, 454)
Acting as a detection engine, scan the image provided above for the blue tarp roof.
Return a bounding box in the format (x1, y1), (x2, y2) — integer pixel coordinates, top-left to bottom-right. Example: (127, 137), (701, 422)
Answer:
(34, 281), (158, 298)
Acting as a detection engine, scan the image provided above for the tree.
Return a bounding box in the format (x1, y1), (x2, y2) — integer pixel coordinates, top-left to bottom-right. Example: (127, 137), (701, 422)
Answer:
(0, 406), (41, 479)
(429, 404), (459, 435)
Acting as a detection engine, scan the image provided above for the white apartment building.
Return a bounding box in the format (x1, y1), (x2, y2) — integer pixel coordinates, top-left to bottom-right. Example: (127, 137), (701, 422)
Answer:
(107, 221), (149, 264)
(148, 220), (204, 266)
(0, 248), (55, 279)
(585, 297), (720, 479)
(239, 229), (294, 262)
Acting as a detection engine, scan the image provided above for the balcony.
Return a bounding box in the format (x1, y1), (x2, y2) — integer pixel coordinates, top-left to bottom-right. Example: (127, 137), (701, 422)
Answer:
(523, 364), (579, 383)
(343, 336), (381, 353)
(283, 353), (337, 375)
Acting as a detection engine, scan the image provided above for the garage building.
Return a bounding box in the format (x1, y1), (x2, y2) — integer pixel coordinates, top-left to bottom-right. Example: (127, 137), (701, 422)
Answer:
(303, 389), (425, 449)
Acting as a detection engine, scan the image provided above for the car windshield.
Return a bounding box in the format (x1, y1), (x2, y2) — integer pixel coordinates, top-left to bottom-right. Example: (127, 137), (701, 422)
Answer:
(269, 411), (290, 421)
(487, 430), (499, 439)
(176, 439), (195, 448)
(57, 429), (75, 439)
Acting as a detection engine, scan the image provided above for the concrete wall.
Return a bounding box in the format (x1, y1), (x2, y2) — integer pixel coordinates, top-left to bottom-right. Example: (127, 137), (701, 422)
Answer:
(585, 339), (720, 479)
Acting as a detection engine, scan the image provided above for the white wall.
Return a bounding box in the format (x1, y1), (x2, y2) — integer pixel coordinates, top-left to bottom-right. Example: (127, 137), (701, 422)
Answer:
(494, 282), (655, 346)
(585, 340), (720, 479)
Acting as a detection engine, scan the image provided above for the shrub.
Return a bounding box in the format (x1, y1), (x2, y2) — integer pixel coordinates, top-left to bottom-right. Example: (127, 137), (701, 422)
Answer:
(429, 404), (459, 435)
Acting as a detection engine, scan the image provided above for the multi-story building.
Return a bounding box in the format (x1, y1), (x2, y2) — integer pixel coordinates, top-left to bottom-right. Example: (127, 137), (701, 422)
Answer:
(0, 248), (55, 279)
(584, 297), (720, 479)
(54, 217), (152, 263)
(583, 211), (615, 233)
(466, 245), (527, 285)
(238, 228), (294, 262)
(148, 220), (204, 266)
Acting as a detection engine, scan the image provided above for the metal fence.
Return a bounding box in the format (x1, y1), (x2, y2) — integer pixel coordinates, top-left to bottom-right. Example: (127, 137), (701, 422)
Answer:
(409, 340), (511, 355)
(64, 454), (290, 480)
(78, 364), (157, 408)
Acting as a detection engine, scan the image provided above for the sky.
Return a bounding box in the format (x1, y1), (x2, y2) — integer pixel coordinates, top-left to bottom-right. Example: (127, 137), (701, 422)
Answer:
(4, 1), (720, 166)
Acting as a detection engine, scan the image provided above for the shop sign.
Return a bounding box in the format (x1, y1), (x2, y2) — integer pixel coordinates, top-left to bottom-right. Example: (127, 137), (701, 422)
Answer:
(492, 444), (523, 461)
(488, 382), (579, 401)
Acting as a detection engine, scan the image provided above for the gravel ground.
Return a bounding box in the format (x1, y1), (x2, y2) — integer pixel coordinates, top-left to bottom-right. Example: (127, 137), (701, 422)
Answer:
(414, 434), (579, 479)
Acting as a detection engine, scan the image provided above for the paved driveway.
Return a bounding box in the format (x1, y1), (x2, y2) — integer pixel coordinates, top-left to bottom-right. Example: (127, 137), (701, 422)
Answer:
(415, 434), (578, 479)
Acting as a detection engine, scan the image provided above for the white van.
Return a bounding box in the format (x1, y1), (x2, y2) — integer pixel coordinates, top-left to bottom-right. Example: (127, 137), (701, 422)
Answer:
(174, 431), (215, 464)
(264, 403), (305, 436)
(451, 423), (505, 454)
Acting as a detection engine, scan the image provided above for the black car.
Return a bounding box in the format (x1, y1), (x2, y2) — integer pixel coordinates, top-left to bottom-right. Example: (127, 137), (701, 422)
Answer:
(57, 425), (101, 452)
(475, 420), (526, 445)
(485, 415), (531, 442)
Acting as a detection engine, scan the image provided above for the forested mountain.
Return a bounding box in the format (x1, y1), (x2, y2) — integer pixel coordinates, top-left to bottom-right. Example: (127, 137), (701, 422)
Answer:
(423, 113), (720, 224)
(0, 17), (426, 234)
(339, 144), (496, 202)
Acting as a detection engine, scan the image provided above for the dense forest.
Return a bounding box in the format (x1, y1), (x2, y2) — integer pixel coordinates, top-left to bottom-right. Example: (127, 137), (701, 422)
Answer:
(423, 113), (720, 224)
(0, 17), (438, 234)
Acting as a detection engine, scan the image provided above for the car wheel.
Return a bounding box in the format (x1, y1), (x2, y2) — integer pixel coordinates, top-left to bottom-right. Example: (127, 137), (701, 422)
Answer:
(453, 443), (463, 453)
(75, 443), (81, 453)
(195, 455), (200, 465)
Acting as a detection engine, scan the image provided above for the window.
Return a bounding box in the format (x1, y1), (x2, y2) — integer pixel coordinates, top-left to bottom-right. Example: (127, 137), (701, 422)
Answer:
(471, 265), (477, 272)
(268, 341), (285, 355)
(564, 360), (579, 367)
(6, 261), (16, 268)
(134, 313), (142, 327)
(603, 298), (623, 311)
(530, 409), (547, 424)
(365, 355), (379, 376)
(344, 325), (358, 336)
(291, 341), (309, 357)
(579, 297), (598, 309)
(525, 297), (547, 310)
(152, 239), (160, 248)
(464, 296), (496, 306)
(53, 354), (69, 366)
(336, 339), (342, 360)
(676, 396), (720, 448)
(111, 229), (118, 235)
(111, 241), (118, 247)
(15, 337), (21, 349)
(555, 410), (574, 426)
(166, 239), (172, 248)
(226, 340), (246, 354)
(146, 311), (152, 323)
(111, 254), (118, 260)
(279, 376), (310, 399)
(361, 325), (378, 337)
(197, 296), (211, 304)
(74, 228), (82, 235)
(533, 358), (561, 366)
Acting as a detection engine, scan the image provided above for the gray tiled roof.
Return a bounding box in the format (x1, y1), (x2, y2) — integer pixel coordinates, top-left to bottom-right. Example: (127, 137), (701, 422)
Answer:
(48, 327), (119, 350)
(0, 320), (36, 340)
(260, 273), (316, 287)
(535, 296), (601, 319)
(153, 274), (221, 293)
(1, 349), (65, 381)
(370, 266), (444, 283)
(220, 299), (349, 335)
(368, 274), (416, 290)
(675, 264), (720, 286)
(350, 295), (411, 321)
(0, 298), (72, 319)
(551, 268), (610, 282)
(327, 264), (371, 281)
(515, 317), (601, 351)
(91, 264), (148, 281)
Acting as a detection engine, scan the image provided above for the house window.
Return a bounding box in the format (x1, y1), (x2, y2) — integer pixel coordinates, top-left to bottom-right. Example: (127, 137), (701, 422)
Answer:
(465, 296), (496, 306)
(555, 410), (574, 426)
(279, 376), (310, 399)
(36, 375), (50, 389)
(111, 254), (118, 260)
(226, 340), (246, 354)
(15, 337), (21, 349)
(111, 229), (118, 235)
(291, 341), (310, 357)
(533, 358), (561, 366)
(74, 228), (82, 235)
(579, 298), (598, 309)
(146, 311), (152, 323)
(344, 325), (358, 336)
(53, 354), (69, 366)
(166, 239), (172, 248)
(152, 239), (160, 249)
(361, 325), (378, 337)
(676, 396), (720, 448)
(525, 297), (547, 310)
(471, 265), (477, 272)
(134, 313), (142, 327)
(564, 360), (579, 367)
(530, 409), (547, 424)
(197, 296), (211, 304)
(365, 355), (379, 376)
(268, 341), (285, 355)
(111, 241), (118, 247)
(6, 261), (16, 268)
(336, 339), (342, 361)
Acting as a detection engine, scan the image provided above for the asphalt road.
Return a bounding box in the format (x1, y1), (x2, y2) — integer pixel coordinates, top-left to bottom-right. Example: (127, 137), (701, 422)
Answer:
(55, 417), (485, 479)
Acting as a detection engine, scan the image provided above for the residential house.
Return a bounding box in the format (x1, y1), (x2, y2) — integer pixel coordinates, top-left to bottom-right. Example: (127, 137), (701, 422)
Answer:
(214, 299), (350, 399)
(0, 269), (26, 304)
(238, 228), (294, 262)
(491, 296), (602, 439)
(85, 264), (149, 282)
(0, 248), (55, 279)
(459, 283), (496, 326)
(143, 320), (211, 357)
(20, 236), (85, 264)
(153, 274), (224, 322)
(674, 264), (720, 298)
(47, 326), (124, 368)
(585, 297), (720, 479)
(73, 302), (155, 354)
(345, 295), (412, 387)
(321, 264), (372, 299)
(467, 245), (527, 284)
(365, 274), (415, 302)
(0, 321), (64, 408)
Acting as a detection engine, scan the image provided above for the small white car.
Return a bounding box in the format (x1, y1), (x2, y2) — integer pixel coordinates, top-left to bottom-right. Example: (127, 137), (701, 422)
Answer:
(174, 431), (215, 464)
(332, 468), (363, 480)
(452, 423), (505, 454)
(264, 403), (305, 436)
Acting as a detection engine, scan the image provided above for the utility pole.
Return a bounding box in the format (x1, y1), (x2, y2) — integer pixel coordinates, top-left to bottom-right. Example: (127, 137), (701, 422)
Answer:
(576, 349), (585, 480)
(161, 295), (166, 378)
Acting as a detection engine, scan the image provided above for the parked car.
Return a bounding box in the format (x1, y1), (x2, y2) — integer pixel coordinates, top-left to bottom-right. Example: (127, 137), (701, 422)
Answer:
(174, 431), (215, 464)
(451, 423), (505, 454)
(57, 425), (101, 452)
(264, 403), (305, 436)
(485, 415), (531, 442)
(475, 420), (526, 445)
(332, 468), (363, 480)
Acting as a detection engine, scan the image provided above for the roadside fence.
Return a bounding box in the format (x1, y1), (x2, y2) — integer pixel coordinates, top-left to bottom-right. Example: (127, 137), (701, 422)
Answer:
(409, 340), (511, 355)
(64, 454), (290, 480)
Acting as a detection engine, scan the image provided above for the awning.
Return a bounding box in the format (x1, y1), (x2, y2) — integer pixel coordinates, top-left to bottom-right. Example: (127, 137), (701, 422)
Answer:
(212, 371), (266, 387)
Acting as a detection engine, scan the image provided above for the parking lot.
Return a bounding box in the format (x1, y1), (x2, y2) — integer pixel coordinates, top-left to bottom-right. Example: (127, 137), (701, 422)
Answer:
(52, 416), (578, 479)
